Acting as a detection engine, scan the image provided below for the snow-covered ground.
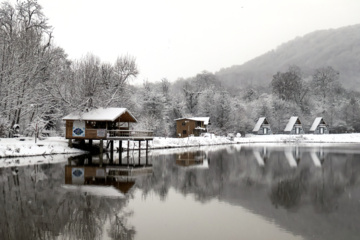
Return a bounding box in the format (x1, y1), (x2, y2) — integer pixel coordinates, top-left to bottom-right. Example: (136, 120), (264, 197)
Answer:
(0, 137), (86, 158)
(239, 133), (360, 144)
(1, 133), (360, 159)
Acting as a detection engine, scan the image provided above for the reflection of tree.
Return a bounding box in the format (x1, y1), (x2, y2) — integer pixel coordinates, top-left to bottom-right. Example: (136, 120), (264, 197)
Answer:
(108, 212), (136, 240)
(270, 177), (302, 209)
(269, 168), (309, 210)
(311, 182), (341, 213)
(61, 194), (103, 240)
(58, 191), (135, 240)
(0, 163), (135, 240)
(310, 162), (345, 213)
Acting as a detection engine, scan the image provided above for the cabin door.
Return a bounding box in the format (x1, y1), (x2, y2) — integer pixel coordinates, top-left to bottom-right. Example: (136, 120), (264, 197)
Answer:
(320, 127), (324, 134)
(296, 127), (300, 134)
(263, 128), (267, 134)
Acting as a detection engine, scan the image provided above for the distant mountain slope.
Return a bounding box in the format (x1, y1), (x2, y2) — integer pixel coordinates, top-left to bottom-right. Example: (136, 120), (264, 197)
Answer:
(216, 24), (360, 91)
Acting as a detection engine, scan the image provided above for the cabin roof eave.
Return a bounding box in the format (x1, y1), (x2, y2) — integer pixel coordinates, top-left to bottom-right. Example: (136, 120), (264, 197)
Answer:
(62, 108), (137, 123)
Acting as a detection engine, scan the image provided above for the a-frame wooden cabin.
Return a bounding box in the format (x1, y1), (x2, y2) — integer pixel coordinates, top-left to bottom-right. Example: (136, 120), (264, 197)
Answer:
(284, 116), (304, 134)
(309, 117), (329, 134)
(252, 117), (272, 135)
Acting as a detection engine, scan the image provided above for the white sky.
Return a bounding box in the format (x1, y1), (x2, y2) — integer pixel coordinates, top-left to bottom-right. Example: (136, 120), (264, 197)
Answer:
(34, 0), (360, 83)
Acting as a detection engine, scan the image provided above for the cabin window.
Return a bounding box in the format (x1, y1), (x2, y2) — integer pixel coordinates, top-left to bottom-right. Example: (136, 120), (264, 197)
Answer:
(182, 122), (186, 126)
(87, 121), (106, 129)
(183, 130), (187, 135)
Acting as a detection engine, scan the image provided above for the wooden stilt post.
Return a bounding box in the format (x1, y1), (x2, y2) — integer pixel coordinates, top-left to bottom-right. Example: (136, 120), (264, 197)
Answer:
(88, 155), (92, 165)
(89, 139), (92, 149)
(139, 141), (141, 165)
(68, 139), (73, 148)
(119, 140), (122, 165)
(146, 140), (149, 165)
(127, 140), (130, 165)
(100, 139), (104, 166)
(100, 139), (103, 155)
(110, 140), (114, 162)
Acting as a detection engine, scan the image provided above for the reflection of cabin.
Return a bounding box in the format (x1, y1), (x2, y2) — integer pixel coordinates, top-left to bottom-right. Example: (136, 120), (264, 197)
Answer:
(65, 156), (153, 196)
(284, 116), (304, 134)
(253, 147), (270, 166)
(310, 149), (325, 167)
(65, 166), (135, 195)
(176, 151), (208, 168)
(63, 108), (153, 140)
(252, 117), (272, 135)
(175, 117), (210, 138)
(309, 117), (329, 134)
(284, 147), (301, 167)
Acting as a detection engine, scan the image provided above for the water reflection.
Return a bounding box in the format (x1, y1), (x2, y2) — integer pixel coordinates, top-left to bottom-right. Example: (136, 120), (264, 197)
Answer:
(1, 144), (360, 240)
(64, 154), (153, 198)
(175, 150), (209, 169)
(135, 144), (360, 240)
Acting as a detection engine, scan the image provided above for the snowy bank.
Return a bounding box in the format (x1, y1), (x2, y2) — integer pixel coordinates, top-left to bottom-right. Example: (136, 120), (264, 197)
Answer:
(150, 136), (236, 149)
(0, 137), (85, 158)
(1, 133), (360, 158)
(239, 133), (360, 144)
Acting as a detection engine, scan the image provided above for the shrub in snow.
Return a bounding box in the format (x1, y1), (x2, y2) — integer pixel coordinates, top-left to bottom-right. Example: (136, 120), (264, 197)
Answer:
(0, 118), (10, 137)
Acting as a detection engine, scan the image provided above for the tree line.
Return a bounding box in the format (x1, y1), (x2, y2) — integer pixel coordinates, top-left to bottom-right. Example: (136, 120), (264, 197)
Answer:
(0, 0), (359, 138)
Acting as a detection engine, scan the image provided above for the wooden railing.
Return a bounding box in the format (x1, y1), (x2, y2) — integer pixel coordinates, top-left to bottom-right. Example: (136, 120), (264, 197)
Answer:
(107, 130), (153, 138)
(69, 128), (153, 139)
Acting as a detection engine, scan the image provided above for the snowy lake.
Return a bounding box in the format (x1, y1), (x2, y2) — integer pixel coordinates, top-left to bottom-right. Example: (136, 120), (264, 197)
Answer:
(1, 143), (360, 240)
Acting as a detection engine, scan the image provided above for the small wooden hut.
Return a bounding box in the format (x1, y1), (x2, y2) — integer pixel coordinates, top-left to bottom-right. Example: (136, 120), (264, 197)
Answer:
(63, 108), (153, 140)
(252, 117), (272, 135)
(309, 117), (329, 134)
(63, 108), (153, 156)
(175, 117), (210, 138)
(284, 116), (304, 134)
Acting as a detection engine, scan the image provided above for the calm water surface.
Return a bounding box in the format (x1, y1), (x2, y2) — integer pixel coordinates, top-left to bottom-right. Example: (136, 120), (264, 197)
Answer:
(1, 143), (360, 240)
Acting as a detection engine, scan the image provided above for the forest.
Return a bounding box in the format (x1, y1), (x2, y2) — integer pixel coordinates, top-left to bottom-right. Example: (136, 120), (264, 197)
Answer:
(0, 0), (359, 138)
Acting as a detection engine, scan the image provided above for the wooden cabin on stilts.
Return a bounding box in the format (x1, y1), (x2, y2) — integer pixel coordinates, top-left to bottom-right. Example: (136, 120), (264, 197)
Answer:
(62, 108), (153, 164)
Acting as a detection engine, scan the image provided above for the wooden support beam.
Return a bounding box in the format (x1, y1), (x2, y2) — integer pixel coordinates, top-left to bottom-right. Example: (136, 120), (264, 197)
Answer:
(68, 139), (73, 148)
(100, 139), (103, 155)
(110, 140), (114, 162)
(88, 155), (92, 165)
(146, 140), (149, 165)
(139, 141), (141, 164)
(119, 140), (122, 165)
(127, 140), (130, 165)
(88, 139), (93, 152)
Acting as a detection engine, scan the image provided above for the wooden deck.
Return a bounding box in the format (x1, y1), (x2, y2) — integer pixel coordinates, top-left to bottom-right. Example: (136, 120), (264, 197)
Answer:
(107, 130), (154, 140)
(66, 128), (153, 140)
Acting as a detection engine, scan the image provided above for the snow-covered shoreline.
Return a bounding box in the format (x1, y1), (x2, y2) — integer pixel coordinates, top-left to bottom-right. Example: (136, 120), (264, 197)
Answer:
(0, 137), (86, 158)
(1, 133), (360, 158)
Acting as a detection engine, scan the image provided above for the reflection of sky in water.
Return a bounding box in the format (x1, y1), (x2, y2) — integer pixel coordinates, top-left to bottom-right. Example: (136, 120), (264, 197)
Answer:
(128, 188), (303, 240)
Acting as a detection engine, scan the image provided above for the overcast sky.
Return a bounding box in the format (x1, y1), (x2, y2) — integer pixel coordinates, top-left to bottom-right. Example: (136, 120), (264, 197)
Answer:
(35, 0), (360, 83)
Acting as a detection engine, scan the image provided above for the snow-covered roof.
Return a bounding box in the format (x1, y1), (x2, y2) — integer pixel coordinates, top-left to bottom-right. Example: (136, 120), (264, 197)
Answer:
(284, 116), (300, 132)
(62, 108), (137, 122)
(175, 117), (210, 125)
(253, 117), (267, 132)
(310, 117), (324, 131)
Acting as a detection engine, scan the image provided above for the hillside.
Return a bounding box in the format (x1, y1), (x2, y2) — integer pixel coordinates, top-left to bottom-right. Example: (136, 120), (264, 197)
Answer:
(216, 24), (360, 91)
